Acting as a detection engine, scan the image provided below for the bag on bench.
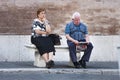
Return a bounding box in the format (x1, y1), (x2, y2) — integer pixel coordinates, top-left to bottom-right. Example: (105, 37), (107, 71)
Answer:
(49, 34), (61, 45)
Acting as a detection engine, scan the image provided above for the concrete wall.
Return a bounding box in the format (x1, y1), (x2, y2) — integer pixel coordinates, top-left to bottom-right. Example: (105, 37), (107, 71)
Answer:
(0, 35), (120, 62)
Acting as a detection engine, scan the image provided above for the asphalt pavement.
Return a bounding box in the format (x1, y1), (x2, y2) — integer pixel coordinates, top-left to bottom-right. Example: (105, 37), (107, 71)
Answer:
(0, 61), (119, 73)
(0, 61), (119, 80)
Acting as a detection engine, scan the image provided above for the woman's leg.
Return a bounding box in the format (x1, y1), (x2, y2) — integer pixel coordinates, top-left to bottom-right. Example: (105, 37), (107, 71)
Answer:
(48, 52), (54, 61)
(42, 52), (54, 68)
(42, 53), (49, 62)
(42, 52), (54, 62)
(48, 52), (54, 68)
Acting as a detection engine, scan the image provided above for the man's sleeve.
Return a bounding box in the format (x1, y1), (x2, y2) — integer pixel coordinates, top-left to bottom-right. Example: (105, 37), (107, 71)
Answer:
(65, 24), (70, 34)
(83, 24), (88, 34)
(85, 27), (88, 34)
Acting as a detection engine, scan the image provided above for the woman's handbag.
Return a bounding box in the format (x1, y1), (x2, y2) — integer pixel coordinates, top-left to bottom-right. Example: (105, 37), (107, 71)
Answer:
(49, 34), (61, 45)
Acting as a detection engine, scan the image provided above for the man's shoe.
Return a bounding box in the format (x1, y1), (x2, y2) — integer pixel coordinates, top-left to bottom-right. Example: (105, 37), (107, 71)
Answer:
(73, 62), (80, 68)
(79, 60), (86, 68)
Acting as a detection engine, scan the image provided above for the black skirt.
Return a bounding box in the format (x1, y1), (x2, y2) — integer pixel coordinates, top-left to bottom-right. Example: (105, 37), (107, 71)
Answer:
(31, 36), (55, 56)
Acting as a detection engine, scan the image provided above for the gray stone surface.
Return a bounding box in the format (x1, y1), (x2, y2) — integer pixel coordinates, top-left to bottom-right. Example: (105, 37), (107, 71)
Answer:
(0, 61), (119, 80)
(0, 71), (119, 80)
(0, 61), (118, 70)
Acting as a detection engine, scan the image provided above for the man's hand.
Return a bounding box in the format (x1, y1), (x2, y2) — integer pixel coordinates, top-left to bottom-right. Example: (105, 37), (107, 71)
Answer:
(73, 40), (79, 45)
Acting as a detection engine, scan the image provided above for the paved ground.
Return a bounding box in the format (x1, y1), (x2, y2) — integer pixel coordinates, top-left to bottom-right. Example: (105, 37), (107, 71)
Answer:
(0, 61), (118, 69)
(0, 61), (119, 74)
(0, 61), (119, 80)
(0, 71), (119, 80)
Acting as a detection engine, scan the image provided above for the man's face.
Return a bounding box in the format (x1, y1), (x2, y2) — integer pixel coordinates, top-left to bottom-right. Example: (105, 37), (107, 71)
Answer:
(73, 16), (80, 26)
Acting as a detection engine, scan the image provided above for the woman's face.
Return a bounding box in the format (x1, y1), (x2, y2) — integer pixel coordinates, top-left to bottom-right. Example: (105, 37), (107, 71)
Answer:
(38, 11), (46, 20)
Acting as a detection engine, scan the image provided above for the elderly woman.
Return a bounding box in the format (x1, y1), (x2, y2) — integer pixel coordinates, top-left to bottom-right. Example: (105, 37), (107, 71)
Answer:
(31, 8), (55, 68)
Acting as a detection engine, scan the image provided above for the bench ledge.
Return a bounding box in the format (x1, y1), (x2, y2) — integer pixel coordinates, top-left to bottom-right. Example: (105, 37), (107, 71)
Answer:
(25, 44), (36, 49)
(25, 44), (69, 49)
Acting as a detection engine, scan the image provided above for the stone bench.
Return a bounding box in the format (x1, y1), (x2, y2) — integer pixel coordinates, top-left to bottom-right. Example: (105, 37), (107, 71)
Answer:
(25, 44), (84, 67)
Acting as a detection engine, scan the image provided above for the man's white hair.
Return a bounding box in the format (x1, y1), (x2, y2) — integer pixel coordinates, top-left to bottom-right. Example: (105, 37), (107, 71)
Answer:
(72, 12), (80, 19)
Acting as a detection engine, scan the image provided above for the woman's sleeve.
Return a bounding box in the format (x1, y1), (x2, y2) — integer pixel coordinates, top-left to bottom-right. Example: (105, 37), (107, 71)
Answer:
(32, 21), (41, 30)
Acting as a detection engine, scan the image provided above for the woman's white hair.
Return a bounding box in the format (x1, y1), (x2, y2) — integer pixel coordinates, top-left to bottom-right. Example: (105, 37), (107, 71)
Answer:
(72, 12), (80, 19)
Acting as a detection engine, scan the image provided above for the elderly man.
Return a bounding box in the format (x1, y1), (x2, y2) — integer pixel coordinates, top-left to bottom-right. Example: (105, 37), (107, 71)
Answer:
(65, 12), (93, 68)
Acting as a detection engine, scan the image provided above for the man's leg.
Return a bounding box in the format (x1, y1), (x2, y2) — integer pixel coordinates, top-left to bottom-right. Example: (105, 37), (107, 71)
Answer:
(79, 42), (93, 68)
(67, 41), (80, 68)
(67, 42), (77, 62)
(82, 42), (93, 61)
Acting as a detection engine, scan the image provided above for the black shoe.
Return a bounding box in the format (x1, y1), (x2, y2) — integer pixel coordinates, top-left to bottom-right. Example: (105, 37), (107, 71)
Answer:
(79, 60), (86, 68)
(46, 60), (54, 69)
(46, 62), (51, 69)
(49, 60), (55, 67)
(73, 62), (80, 68)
